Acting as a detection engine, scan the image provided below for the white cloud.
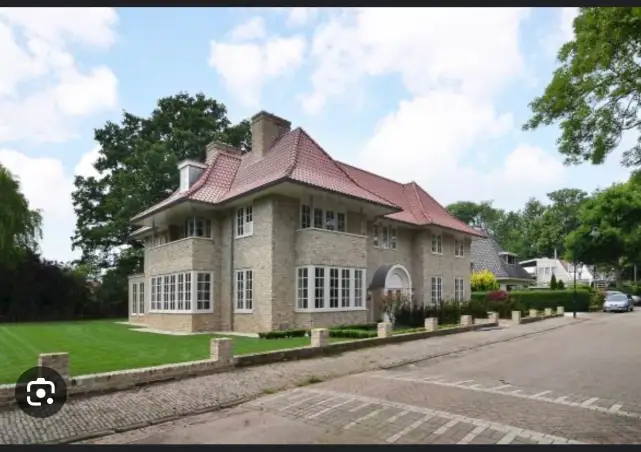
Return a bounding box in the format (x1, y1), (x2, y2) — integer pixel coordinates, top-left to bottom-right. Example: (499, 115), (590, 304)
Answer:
(74, 145), (102, 179)
(287, 8), (319, 27)
(209, 35), (306, 108)
(543, 7), (579, 56)
(0, 8), (119, 143)
(230, 16), (266, 41)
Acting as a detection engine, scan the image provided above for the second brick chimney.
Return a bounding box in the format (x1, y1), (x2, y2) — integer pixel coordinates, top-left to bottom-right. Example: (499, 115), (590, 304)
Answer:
(251, 111), (291, 158)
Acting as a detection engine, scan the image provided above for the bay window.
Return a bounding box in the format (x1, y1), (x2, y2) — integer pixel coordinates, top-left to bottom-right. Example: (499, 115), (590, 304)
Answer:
(149, 271), (212, 313)
(296, 266), (367, 312)
(185, 217), (211, 238)
(300, 204), (346, 232)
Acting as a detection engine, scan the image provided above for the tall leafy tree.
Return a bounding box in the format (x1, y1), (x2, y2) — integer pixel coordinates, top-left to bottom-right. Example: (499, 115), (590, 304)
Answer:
(565, 180), (641, 287)
(524, 7), (641, 167)
(537, 188), (589, 258)
(0, 164), (42, 266)
(72, 92), (251, 269)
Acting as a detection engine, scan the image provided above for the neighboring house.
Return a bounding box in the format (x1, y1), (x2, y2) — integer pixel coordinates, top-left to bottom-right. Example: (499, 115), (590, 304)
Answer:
(519, 257), (595, 287)
(471, 230), (534, 291)
(127, 111), (483, 333)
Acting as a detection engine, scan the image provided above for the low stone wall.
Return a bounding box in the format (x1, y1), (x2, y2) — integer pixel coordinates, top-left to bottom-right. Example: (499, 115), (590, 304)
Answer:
(520, 313), (564, 325)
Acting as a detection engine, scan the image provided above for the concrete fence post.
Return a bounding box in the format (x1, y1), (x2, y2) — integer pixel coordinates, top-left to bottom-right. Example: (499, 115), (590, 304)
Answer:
(210, 338), (234, 367)
(377, 322), (393, 338)
(512, 311), (522, 324)
(460, 315), (473, 327)
(311, 328), (329, 347)
(38, 353), (70, 381)
(557, 306), (565, 315)
(424, 317), (438, 332)
(529, 309), (538, 318)
(544, 308), (553, 316)
(487, 312), (499, 324)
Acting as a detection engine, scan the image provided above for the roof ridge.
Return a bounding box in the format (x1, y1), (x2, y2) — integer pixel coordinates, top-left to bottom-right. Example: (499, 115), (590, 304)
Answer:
(297, 128), (401, 209)
(285, 128), (304, 177)
(337, 160), (408, 187)
(407, 181), (431, 223)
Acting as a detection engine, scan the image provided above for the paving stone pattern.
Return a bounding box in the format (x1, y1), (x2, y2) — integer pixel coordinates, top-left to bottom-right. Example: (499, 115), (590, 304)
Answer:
(0, 318), (575, 444)
(249, 388), (584, 445)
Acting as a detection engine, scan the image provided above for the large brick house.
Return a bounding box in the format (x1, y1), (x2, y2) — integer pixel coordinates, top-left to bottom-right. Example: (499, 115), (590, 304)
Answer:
(127, 111), (483, 333)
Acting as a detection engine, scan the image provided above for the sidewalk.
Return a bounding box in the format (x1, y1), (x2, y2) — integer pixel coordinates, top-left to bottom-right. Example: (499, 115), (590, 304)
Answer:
(0, 317), (581, 444)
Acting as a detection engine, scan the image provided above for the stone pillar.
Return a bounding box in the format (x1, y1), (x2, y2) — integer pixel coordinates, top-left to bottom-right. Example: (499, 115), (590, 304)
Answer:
(377, 322), (393, 338)
(210, 338), (234, 366)
(557, 306), (565, 315)
(460, 315), (473, 327)
(544, 308), (553, 316)
(38, 353), (70, 381)
(529, 309), (538, 318)
(512, 311), (522, 324)
(424, 317), (438, 332)
(488, 312), (499, 324)
(311, 328), (329, 347)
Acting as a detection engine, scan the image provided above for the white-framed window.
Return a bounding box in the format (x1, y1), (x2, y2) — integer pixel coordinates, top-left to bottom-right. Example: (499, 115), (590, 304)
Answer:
(297, 267), (309, 310)
(431, 276), (443, 303)
(235, 269), (253, 312)
(149, 271), (210, 313)
(545, 267), (550, 275)
(431, 234), (442, 254)
(197, 272), (212, 311)
(454, 277), (464, 301)
(236, 205), (253, 238)
(454, 239), (464, 257)
(314, 267), (325, 309)
(382, 226), (389, 249)
(297, 266), (367, 312)
(185, 217), (211, 238)
(390, 227), (397, 250)
(301, 204), (346, 232)
(372, 225), (379, 247)
(131, 283), (138, 315)
(139, 282), (144, 314)
(152, 233), (168, 247)
(354, 269), (364, 308)
(301, 205), (311, 229)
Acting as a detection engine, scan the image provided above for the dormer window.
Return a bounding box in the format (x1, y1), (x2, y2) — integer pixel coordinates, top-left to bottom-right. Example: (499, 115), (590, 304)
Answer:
(178, 160), (207, 192)
(499, 251), (517, 265)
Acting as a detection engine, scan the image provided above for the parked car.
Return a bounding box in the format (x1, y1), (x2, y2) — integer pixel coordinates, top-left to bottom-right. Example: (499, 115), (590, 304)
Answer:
(603, 293), (634, 313)
(631, 295), (641, 306)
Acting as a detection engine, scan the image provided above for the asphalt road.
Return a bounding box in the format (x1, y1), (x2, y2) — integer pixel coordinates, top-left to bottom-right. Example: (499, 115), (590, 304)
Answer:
(83, 311), (641, 445)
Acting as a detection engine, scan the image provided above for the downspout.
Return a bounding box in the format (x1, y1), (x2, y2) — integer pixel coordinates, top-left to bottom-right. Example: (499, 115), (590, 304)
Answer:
(229, 213), (235, 331)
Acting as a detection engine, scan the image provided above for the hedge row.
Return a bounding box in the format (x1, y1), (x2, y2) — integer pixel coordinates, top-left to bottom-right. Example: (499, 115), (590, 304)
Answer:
(329, 328), (377, 339)
(471, 289), (592, 314)
(392, 300), (488, 328)
(257, 329), (308, 339)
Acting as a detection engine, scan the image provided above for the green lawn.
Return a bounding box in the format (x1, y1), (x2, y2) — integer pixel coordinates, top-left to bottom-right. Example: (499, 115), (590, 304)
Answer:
(0, 320), (343, 384)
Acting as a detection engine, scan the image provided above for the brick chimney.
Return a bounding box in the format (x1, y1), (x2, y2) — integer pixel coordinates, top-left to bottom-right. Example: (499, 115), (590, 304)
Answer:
(205, 140), (243, 162)
(251, 111), (291, 158)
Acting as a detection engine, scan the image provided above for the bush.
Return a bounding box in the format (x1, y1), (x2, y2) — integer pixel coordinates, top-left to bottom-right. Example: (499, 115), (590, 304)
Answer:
(258, 329), (308, 339)
(329, 329), (377, 339)
(471, 270), (499, 291)
(392, 300), (487, 327)
(557, 280), (565, 290)
(506, 290), (591, 312)
(550, 274), (558, 290)
(331, 323), (378, 331)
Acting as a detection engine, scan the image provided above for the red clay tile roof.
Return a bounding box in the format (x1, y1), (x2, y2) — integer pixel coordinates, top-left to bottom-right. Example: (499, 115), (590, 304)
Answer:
(132, 127), (482, 236)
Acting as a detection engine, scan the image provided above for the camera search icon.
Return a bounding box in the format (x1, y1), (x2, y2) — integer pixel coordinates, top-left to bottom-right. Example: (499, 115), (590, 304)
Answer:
(15, 366), (68, 419)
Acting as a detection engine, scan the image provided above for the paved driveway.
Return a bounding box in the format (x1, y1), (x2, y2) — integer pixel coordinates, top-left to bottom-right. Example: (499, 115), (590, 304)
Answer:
(79, 311), (641, 445)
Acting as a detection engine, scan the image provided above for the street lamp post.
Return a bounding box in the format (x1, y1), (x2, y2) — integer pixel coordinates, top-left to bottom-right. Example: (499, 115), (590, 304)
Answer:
(573, 262), (577, 319)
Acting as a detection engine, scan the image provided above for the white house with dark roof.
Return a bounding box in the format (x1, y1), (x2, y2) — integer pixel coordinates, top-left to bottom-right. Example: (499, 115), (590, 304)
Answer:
(127, 110), (484, 333)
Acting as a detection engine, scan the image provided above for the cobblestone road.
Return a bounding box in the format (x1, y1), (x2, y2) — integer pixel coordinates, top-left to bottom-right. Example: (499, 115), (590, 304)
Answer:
(77, 312), (641, 445)
(0, 316), (577, 444)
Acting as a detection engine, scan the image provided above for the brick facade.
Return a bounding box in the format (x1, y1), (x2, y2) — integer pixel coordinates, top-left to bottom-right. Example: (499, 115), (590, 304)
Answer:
(129, 194), (473, 334)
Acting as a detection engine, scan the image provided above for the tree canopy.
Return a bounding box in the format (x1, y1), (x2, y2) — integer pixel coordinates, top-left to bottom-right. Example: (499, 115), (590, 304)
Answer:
(0, 164), (42, 267)
(524, 7), (641, 167)
(71, 92), (251, 270)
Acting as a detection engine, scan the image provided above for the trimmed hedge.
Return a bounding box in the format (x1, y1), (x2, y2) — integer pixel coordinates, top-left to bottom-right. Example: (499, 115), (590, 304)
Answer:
(392, 300), (488, 328)
(331, 323), (378, 331)
(471, 289), (591, 314)
(258, 329), (309, 339)
(329, 329), (377, 339)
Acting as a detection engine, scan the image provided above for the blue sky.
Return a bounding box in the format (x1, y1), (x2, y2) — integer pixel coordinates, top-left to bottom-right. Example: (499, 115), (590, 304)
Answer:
(0, 7), (632, 262)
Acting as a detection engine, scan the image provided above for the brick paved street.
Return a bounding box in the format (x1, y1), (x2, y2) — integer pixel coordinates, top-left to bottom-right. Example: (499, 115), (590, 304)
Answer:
(4, 313), (640, 444)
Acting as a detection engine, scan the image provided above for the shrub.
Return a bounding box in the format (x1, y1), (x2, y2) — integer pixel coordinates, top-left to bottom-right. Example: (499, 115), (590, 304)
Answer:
(509, 290), (590, 312)
(331, 323), (378, 331)
(486, 290), (509, 302)
(471, 270), (499, 291)
(258, 329), (308, 339)
(557, 280), (565, 290)
(393, 300), (466, 327)
(329, 329), (377, 339)
(550, 274), (558, 290)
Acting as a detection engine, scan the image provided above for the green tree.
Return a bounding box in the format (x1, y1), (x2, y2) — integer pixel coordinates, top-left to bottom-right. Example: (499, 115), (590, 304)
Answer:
(537, 189), (589, 258)
(71, 92), (251, 269)
(565, 180), (641, 288)
(557, 279), (566, 290)
(524, 8), (641, 167)
(0, 164), (42, 266)
(446, 200), (503, 230)
(550, 273), (558, 290)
